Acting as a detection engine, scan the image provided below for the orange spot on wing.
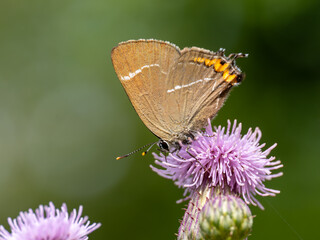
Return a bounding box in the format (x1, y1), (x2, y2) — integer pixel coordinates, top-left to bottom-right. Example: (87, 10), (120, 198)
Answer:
(226, 74), (237, 83)
(218, 63), (229, 72)
(209, 59), (217, 66)
(214, 59), (222, 71)
(223, 70), (230, 80)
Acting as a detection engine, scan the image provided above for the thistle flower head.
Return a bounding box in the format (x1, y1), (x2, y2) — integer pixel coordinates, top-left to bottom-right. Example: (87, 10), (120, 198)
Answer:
(0, 202), (101, 240)
(151, 119), (283, 209)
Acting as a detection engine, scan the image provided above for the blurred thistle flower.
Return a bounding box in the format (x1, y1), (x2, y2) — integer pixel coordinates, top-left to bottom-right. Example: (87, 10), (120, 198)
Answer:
(151, 119), (283, 209)
(0, 202), (101, 240)
(178, 186), (253, 240)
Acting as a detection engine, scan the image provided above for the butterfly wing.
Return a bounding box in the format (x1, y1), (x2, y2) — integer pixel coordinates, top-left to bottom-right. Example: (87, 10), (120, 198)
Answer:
(111, 39), (181, 141)
(164, 47), (233, 135)
(112, 40), (243, 143)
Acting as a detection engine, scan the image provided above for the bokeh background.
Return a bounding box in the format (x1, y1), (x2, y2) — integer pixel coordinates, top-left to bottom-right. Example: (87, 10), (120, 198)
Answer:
(0, 0), (319, 239)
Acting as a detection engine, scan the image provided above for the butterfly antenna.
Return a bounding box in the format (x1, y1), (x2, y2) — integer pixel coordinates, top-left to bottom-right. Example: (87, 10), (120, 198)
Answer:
(116, 141), (158, 160)
(141, 141), (158, 156)
(228, 53), (249, 61)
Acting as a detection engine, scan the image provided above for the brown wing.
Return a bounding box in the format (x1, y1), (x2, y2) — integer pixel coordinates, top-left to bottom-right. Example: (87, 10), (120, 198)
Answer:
(164, 47), (233, 137)
(111, 39), (181, 140)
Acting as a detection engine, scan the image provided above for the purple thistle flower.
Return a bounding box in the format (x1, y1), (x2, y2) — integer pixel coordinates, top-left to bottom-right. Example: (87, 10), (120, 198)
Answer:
(0, 202), (101, 240)
(151, 119), (283, 209)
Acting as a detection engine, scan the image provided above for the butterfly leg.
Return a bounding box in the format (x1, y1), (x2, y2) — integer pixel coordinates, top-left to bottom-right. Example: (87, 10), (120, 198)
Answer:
(157, 148), (168, 162)
(172, 144), (186, 161)
(202, 133), (214, 137)
(185, 143), (210, 174)
(176, 150), (186, 161)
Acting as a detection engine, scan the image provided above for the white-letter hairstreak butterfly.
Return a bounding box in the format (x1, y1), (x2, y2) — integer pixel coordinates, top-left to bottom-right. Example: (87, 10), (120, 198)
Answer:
(112, 39), (247, 159)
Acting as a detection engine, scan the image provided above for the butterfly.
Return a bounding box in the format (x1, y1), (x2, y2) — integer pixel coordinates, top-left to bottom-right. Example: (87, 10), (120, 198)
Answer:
(111, 39), (247, 157)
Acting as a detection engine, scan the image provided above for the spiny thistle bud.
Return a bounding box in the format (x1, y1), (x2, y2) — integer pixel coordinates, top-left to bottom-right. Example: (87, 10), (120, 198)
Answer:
(199, 193), (253, 240)
(178, 187), (253, 240)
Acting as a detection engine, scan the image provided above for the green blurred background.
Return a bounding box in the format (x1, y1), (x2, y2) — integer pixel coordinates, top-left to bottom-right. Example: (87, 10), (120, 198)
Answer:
(0, 0), (319, 239)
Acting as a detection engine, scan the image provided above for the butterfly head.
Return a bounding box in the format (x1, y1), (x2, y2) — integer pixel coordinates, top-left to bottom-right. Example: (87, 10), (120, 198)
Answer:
(158, 140), (170, 152)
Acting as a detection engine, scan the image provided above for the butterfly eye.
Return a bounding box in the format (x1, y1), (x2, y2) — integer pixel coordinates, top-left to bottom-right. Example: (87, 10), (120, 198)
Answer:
(158, 140), (170, 152)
